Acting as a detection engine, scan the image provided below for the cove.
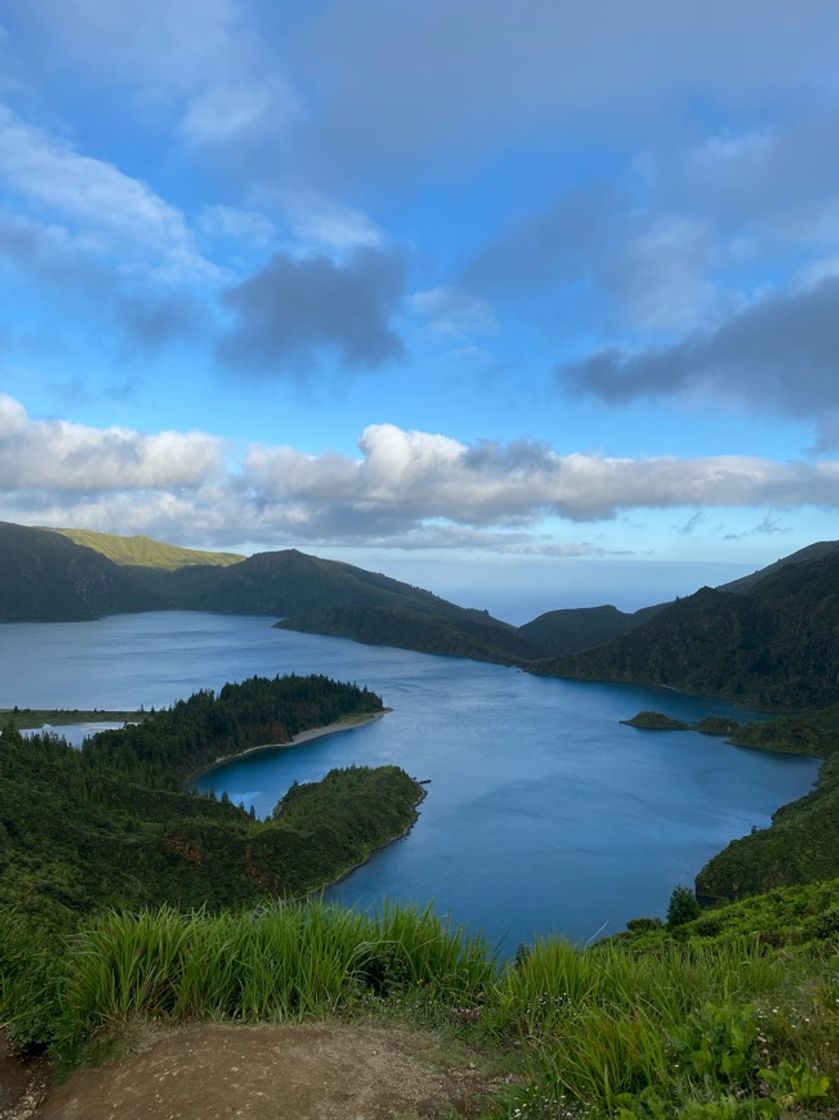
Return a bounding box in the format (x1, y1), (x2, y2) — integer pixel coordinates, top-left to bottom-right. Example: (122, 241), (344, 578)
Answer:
(1, 611), (819, 951)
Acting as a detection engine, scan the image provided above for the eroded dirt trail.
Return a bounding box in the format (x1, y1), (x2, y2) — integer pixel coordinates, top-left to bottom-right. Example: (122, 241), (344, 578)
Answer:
(31, 1023), (494, 1120)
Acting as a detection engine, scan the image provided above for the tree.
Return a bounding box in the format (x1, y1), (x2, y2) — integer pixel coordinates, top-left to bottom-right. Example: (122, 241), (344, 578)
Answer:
(666, 885), (700, 929)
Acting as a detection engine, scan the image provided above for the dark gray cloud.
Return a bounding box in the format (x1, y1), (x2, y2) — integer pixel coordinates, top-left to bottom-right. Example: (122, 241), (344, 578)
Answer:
(464, 188), (618, 297)
(300, 0), (839, 183)
(559, 276), (839, 447)
(218, 247), (407, 374)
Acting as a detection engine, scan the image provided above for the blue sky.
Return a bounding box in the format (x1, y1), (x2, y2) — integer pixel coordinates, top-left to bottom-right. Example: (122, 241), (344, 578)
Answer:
(1, 0), (839, 619)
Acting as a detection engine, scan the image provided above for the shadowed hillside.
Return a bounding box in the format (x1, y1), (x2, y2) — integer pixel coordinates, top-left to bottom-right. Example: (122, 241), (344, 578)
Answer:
(0, 522), (163, 622)
(539, 549), (839, 709)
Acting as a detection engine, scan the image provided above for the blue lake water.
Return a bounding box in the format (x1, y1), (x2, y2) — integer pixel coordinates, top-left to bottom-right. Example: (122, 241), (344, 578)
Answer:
(1, 611), (819, 952)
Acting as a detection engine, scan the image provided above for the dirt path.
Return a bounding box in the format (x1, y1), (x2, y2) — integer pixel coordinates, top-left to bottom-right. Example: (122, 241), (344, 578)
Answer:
(27, 1022), (497, 1120)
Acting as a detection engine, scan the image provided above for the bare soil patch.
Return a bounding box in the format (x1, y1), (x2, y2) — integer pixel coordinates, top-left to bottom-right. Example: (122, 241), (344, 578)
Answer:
(36, 1022), (497, 1120)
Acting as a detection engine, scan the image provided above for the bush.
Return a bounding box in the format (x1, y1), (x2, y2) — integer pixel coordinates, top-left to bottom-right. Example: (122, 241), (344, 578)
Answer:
(667, 886), (701, 930)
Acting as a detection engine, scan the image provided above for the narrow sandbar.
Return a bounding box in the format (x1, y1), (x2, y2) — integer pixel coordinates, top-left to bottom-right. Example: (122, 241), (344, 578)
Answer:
(193, 708), (391, 779)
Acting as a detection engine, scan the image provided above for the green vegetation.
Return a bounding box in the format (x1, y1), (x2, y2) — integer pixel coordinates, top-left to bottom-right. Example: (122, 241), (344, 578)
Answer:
(52, 527), (244, 570)
(622, 710), (690, 730)
(666, 885), (702, 928)
(278, 602), (538, 664)
(0, 676), (423, 930)
(545, 548), (839, 710)
(519, 603), (665, 658)
(697, 750), (839, 902)
(2, 894), (837, 1119)
(0, 521), (161, 621)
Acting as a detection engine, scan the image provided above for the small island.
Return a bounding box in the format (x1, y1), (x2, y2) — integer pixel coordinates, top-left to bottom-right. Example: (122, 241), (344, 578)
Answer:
(621, 710), (690, 730)
(621, 710), (742, 736)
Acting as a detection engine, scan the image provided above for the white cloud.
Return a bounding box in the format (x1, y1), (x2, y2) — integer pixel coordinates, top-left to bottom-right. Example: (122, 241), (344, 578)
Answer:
(0, 394), (222, 490)
(0, 104), (217, 281)
(4, 396), (839, 552)
(280, 192), (384, 253)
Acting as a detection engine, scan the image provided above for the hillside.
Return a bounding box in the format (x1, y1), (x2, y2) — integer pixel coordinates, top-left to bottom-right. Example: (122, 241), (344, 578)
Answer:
(518, 602), (665, 657)
(126, 548), (539, 663)
(0, 525), (535, 662)
(278, 602), (539, 663)
(718, 539), (839, 594)
(0, 522), (163, 622)
(51, 528), (244, 570)
(540, 549), (839, 709)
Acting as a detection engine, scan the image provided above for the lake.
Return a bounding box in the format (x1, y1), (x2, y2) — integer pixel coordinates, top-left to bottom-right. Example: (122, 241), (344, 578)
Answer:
(2, 611), (819, 951)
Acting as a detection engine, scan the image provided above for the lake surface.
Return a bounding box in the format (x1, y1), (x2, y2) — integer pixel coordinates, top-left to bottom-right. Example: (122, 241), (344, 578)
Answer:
(2, 611), (819, 951)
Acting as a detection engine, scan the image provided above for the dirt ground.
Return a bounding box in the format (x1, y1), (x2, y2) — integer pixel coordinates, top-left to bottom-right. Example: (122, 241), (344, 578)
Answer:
(2, 1022), (501, 1120)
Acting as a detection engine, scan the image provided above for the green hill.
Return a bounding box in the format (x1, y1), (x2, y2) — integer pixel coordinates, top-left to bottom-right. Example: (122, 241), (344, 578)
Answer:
(518, 602), (665, 656)
(718, 539), (839, 595)
(0, 521), (164, 622)
(0, 525), (535, 661)
(127, 548), (538, 663)
(539, 549), (839, 709)
(51, 528), (244, 570)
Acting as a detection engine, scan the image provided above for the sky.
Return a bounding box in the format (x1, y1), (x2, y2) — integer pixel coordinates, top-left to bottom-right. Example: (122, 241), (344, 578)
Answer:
(1, 0), (839, 621)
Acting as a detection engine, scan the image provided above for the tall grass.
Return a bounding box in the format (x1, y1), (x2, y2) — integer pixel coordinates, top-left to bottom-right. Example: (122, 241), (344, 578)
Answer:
(49, 899), (493, 1059)
(2, 901), (836, 1117)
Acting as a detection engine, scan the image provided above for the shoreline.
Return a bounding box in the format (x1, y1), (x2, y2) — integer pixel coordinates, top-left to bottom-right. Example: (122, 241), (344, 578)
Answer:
(295, 784), (428, 901)
(191, 708), (391, 781)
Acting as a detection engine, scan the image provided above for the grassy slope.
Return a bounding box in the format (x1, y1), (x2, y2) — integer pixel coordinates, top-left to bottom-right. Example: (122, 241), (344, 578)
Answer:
(0, 522), (163, 622)
(52, 528), (244, 570)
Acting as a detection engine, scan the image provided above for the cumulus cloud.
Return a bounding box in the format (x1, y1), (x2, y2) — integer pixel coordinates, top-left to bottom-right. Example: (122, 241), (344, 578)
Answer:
(218, 247), (407, 374)
(559, 275), (839, 448)
(0, 394), (222, 490)
(4, 396), (839, 553)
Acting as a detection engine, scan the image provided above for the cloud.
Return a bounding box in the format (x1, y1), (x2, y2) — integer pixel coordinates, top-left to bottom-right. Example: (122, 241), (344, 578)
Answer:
(179, 77), (301, 146)
(3, 395), (839, 552)
(723, 515), (793, 542)
(0, 394), (222, 490)
(280, 193), (384, 253)
(218, 247), (407, 374)
(13, 0), (252, 97)
(410, 285), (496, 338)
(302, 0), (839, 181)
(198, 204), (276, 246)
(0, 104), (216, 281)
(559, 275), (839, 447)
(672, 510), (705, 536)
